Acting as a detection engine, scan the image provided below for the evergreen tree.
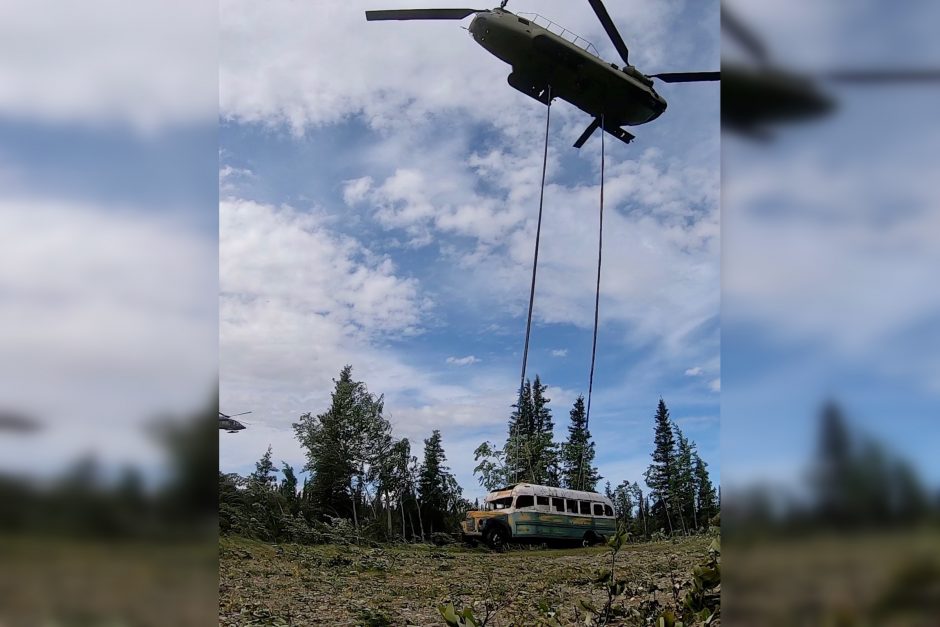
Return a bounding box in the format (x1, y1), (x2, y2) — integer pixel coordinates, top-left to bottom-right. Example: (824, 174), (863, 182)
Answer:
(293, 365), (388, 524)
(644, 398), (677, 534)
(532, 376), (560, 486)
(560, 395), (601, 491)
(672, 423), (697, 532)
(693, 453), (717, 522)
(630, 482), (648, 538)
(278, 462), (299, 516)
(504, 380), (535, 483)
(418, 430), (461, 535)
(377, 437), (413, 540)
(250, 445), (277, 489)
(474, 374), (560, 488)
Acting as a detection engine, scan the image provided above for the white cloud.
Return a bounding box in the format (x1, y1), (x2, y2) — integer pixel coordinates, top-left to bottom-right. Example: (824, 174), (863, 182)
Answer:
(221, 198), (426, 338)
(220, 164), (255, 194)
(723, 142), (940, 385)
(685, 366), (703, 376)
(342, 176), (373, 206)
(709, 378), (720, 392)
(0, 196), (217, 476)
(0, 0), (216, 130)
(551, 349), (568, 358)
(219, 197), (517, 483)
(446, 355), (480, 366)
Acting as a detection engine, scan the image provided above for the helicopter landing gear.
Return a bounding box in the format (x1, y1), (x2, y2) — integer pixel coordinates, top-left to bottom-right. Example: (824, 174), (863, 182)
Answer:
(507, 71), (553, 105)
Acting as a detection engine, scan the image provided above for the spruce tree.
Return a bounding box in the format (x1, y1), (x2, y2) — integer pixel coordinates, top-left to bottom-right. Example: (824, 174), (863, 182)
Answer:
(630, 482), (648, 538)
(532, 375), (559, 486)
(504, 380), (535, 483)
(279, 462), (299, 514)
(560, 395), (600, 491)
(672, 423), (697, 532)
(644, 398), (677, 534)
(418, 430), (460, 535)
(693, 453), (717, 522)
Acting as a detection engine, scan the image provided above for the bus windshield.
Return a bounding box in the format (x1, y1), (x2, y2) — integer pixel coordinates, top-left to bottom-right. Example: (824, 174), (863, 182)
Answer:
(486, 497), (514, 510)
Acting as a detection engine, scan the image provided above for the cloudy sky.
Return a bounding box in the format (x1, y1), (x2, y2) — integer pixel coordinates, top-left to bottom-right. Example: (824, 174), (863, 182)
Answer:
(0, 0), (218, 478)
(219, 0), (720, 499)
(722, 0), (940, 490)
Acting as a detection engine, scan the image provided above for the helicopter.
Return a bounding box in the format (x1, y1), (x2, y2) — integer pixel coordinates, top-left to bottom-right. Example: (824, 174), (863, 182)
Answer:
(721, 3), (940, 138)
(219, 411), (250, 433)
(366, 0), (719, 148)
(0, 410), (41, 434)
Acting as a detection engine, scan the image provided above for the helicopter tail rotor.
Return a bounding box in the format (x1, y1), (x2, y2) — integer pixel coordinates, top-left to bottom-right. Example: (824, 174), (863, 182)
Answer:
(365, 8), (486, 21)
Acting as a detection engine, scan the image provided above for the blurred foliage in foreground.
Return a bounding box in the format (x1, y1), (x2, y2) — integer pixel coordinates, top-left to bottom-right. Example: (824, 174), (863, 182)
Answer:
(0, 395), (218, 626)
(724, 402), (940, 626)
(0, 394), (217, 538)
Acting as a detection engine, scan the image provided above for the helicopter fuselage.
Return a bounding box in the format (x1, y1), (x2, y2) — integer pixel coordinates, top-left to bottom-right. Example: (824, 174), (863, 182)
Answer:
(721, 62), (835, 136)
(219, 418), (245, 432)
(468, 9), (667, 129)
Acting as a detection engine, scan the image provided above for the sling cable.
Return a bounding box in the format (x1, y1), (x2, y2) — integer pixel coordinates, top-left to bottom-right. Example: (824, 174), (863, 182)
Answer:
(514, 89), (607, 490)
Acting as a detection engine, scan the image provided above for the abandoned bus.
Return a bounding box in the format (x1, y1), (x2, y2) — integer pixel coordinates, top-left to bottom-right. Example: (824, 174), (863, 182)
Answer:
(461, 483), (616, 549)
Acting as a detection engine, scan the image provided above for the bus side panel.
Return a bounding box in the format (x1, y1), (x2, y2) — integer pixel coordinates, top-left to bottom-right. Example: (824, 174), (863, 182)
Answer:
(511, 511), (596, 540)
(593, 517), (617, 537)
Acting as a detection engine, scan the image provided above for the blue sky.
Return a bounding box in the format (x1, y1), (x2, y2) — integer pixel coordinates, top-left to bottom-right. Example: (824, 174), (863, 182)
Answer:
(219, 0), (720, 500)
(722, 0), (940, 492)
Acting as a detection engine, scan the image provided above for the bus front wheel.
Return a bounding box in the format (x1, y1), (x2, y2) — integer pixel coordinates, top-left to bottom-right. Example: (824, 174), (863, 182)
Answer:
(486, 527), (508, 552)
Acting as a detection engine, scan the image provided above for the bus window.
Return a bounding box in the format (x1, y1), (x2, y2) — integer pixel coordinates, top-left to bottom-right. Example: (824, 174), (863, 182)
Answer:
(536, 496), (549, 507)
(552, 498), (565, 512)
(604, 504), (614, 517)
(580, 501), (591, 515)
(593, 503), (604, 516)
(566, 499), (578, 514)
(488, 497), (513, 510)
(515, 495), (534, 509)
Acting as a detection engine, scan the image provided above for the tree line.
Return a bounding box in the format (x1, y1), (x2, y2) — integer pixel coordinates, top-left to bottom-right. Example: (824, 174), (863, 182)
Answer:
(474, 381), (719, 538)
(611, 398), (718, 539)
(219, 367), (720, 544)
(219, 365), (468, 543)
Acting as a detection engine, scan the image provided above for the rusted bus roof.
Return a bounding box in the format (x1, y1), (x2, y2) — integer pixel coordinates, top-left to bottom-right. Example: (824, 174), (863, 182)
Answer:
(484, 482), (614, 507)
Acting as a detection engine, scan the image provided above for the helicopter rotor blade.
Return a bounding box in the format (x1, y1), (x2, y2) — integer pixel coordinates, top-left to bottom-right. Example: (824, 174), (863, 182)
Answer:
(586, 0), (630, 66)
(651, 71), (721, 83)
(822, 69), (940, 83)
(721, 3), (769, 63)
(219, 410), (252, 418)
(365, 8), (484, 21)
(573, 117), (601, 148)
